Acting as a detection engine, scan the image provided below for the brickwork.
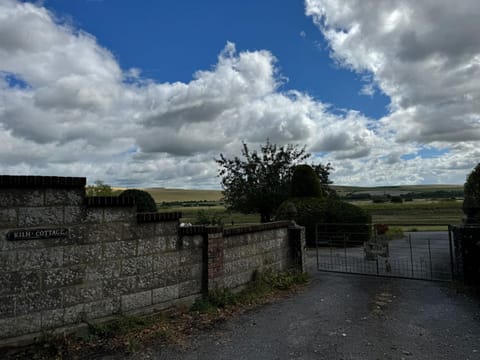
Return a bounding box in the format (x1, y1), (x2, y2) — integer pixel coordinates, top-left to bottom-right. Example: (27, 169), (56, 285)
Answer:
(0, 175), (305, 346)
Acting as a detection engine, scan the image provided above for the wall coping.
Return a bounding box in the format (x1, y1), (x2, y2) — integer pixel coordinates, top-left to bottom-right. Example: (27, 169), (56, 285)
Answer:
(137, 212), (182, 223)
(223, 221), (293, 237)
(0, 175), (86, 188)
(85, 196), (135, 207)
(179, 225), (223, 236)
(179, 221), (293, 237)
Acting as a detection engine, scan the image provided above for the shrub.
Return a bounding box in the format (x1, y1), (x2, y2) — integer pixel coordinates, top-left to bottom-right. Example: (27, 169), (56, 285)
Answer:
(277, 197), (371, 247)
(463, 163), (480, 223)
(119, 189), (157, 213)
(194, 209), (224, 226)
(390, 196), (403, 203)
(290, 164), (324, 198)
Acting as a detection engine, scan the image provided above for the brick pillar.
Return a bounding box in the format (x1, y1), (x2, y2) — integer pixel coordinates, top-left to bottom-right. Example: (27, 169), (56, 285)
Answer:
(206, 226), (224, 291)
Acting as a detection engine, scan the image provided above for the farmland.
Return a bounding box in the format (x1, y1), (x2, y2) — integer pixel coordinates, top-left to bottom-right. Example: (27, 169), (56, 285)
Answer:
(143, 186), (465, 228)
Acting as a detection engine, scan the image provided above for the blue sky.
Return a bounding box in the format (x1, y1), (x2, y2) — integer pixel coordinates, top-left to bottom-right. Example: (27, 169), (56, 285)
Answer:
(1, 0), (479, 187)
(44, 0), (390, 119)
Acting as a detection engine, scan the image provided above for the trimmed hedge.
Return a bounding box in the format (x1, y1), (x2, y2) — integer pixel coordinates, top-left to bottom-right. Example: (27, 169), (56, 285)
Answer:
(277, 197), (371, 247)
(290, 165), (324, 198)
(119, 189), (157, 213)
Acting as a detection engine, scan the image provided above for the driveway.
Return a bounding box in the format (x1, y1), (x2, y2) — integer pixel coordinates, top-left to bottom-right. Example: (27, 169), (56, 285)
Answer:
(119, 258), (480, 360)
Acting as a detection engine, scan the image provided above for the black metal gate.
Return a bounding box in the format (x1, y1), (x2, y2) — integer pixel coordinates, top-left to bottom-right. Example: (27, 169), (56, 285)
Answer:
(315, 223), (457, 282)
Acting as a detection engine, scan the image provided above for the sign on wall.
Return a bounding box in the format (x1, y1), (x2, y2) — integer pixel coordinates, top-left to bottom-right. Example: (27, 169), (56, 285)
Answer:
(6, 228), (69, 241)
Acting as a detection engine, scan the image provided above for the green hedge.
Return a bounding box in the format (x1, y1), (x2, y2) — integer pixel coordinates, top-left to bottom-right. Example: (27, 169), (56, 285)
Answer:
(277, 197), (371, 247)
(119, 189), (157, 213)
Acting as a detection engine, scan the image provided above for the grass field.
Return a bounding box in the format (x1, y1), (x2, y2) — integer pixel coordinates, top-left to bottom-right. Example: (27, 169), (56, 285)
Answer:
(145, 188), (223, 202)
(147, 186), (465, 229)
(359, 200), (463, 228)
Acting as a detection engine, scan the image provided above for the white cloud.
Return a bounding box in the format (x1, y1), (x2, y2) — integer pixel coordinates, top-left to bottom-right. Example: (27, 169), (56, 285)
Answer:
(0, 0), (478, 188)
(306, 0), (480, 144)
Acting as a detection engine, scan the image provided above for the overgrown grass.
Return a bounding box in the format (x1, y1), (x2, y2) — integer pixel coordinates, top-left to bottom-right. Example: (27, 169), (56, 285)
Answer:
(85, 314), (162, 339)
(190, 269), (309, 314)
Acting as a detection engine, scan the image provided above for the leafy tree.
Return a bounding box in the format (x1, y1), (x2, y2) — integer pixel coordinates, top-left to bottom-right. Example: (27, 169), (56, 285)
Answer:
(463, 163), (480, 223)
(217, 140), (332, 222)
(86, 180), (114, 196)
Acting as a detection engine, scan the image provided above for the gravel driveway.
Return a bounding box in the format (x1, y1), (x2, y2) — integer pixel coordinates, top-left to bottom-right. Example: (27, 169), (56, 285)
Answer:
(118, 257), (480, 360)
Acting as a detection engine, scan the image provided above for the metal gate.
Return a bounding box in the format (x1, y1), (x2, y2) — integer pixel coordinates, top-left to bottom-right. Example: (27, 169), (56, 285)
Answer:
(315, 223), (456, 282)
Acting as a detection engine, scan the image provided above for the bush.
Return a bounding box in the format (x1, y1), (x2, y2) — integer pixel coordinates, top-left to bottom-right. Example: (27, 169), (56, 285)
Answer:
(290, 165), (324, 198)
(463, 163), (480, 223)
(277, 197), (371, 247)
(390, 196), (403, 203)
(119, 189), (157, 213)
(194, 209), (224, 226)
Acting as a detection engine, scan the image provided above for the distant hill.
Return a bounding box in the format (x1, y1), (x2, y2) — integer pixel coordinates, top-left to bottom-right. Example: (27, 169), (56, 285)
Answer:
(144, 188), (223, 203)
(142, 184), (464, 203)
(332, 184), (464, 198)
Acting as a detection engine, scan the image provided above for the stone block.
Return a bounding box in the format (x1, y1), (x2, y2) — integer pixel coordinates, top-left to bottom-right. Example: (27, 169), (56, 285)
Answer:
(0, 295), (14, 319)
(121, 290), (152, 312)
(0, 271), (40, 296)
(43, 265), (85, 289)
(15, 289), (62, 316)
(0, 313), (42, 339)
(63, 244), (103, 266)
(84, 298), (120, 319)
(45, 189), (84, 206)
(124, 223), (155, 240)
(224, 271), (252, 289)
(63, 285), (104, 307)
(165, 235), (179, 252)
(137, 237), (166, 256)
(136, 273), (163, 291)
(153, 252), (179, 272)
(18, 206), (64, 227)
(103, 275), (137, 297)
(64, 206), (86, 225)
(224, 258), (249, 276)
(41, 308), (64, 329)
(84, 208), (104, 223)
(152, 284), (179, 304)
(0, 251), (17, 272)
(14, 247), (64, 271)
(177, 264), (202, 282)
(0, 189), (44, 208)
(104, 240), (137, 259)
(179, 249), (203, 265)
(178, 280), (202, 298)
(154, 222), (178, 236)
(104, 208), (135, 222)
(84, 261), (121, 282)
(63, 303), (86, 325)
(0, 208), (17, 228)
(120, 256), (153, 276)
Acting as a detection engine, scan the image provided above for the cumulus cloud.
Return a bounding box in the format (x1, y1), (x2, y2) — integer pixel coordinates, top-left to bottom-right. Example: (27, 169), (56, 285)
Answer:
(305, 0), (480, 144)
(0, 0), (478, 187)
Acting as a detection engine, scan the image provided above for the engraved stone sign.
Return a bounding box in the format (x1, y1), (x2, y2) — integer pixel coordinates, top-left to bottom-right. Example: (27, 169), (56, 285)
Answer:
(7, 228), (69, 241)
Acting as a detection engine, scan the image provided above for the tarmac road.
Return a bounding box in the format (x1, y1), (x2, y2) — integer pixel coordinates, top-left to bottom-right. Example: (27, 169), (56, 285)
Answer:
(122, 260), (480, 360)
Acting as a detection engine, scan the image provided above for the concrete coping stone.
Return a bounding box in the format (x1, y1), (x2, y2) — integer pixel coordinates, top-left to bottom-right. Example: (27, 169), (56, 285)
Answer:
(137, 212), (182, 223)
(0, 175), (86, 188)
(86, 196), (135, 207)
(180, 221), (293, 237)
(223, 221), (293, 237)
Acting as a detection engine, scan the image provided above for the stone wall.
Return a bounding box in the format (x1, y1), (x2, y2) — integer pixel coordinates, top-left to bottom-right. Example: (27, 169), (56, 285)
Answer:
(0, 175), (305, 346)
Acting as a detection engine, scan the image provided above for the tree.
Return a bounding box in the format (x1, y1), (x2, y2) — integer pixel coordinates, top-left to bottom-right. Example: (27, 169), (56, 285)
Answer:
(86, 180), (114, 196)
(216, 140), (331, 223)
